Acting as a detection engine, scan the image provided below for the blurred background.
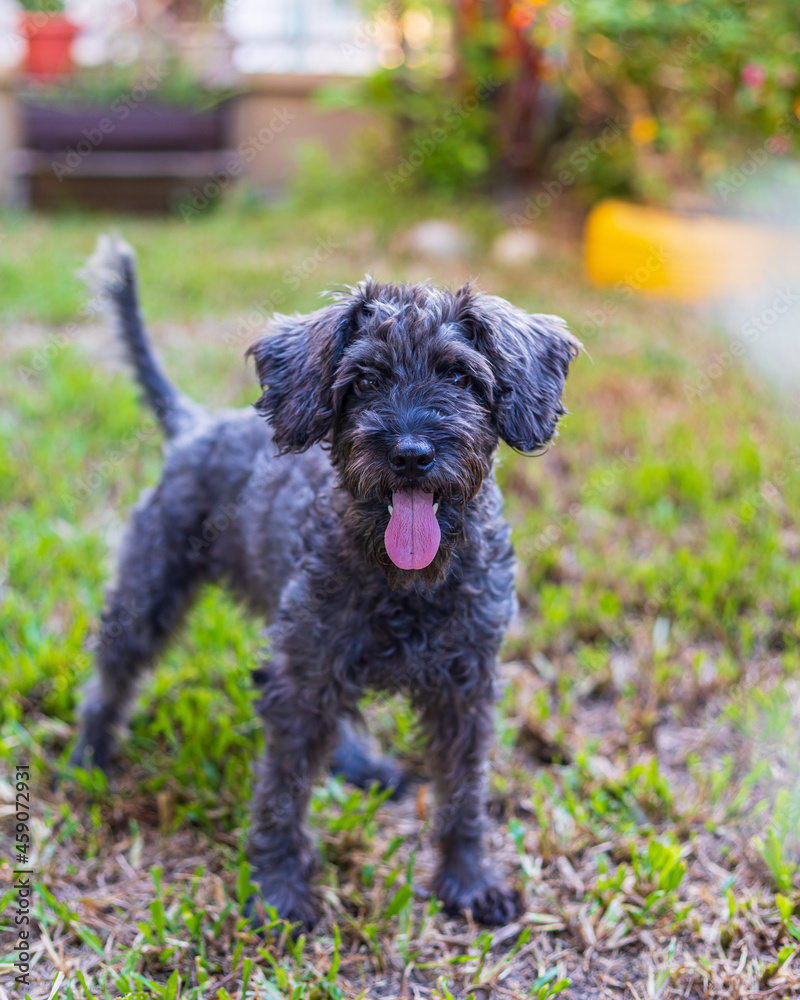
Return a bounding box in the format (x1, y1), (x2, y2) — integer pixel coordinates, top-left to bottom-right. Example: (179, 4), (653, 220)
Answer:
(3, 3), (800, 999)
(4, 0), (800, 312)
(1, 0), (799, 212)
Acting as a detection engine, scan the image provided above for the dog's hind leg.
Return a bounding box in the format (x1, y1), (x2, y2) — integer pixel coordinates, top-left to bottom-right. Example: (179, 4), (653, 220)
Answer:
(72, 484), (207, 773)
(246, 659), (346, 931)
(329, 718), (408, 799)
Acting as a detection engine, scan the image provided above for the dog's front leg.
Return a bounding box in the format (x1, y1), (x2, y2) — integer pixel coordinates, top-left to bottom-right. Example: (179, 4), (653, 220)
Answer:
(419, 686), (520, 925)
(246, 660), (339, 932)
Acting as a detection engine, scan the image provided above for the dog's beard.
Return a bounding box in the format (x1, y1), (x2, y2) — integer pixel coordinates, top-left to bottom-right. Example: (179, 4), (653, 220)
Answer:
(341, 490), (461, 590)
(330, 405), (497, 589)
(336, 456), (489, 591)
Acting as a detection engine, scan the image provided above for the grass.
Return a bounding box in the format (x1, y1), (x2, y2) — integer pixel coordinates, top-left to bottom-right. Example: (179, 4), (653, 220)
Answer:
(1, 187), (800, 1000)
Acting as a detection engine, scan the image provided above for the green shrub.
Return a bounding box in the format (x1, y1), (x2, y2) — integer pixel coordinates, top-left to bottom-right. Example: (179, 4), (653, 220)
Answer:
(341, 0), (800, 201)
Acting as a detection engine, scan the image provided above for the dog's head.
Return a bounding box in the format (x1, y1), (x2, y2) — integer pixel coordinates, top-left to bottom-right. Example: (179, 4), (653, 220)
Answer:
(248, 280), (579, 587)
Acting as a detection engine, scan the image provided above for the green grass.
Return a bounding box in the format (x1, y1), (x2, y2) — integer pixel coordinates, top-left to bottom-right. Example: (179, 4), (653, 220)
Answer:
(2, 191), (800, 1000)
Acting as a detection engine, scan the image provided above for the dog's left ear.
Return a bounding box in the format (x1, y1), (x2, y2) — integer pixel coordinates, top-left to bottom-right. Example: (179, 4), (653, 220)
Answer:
(460, 292), (581, 452)
(247, 299), (359, 453)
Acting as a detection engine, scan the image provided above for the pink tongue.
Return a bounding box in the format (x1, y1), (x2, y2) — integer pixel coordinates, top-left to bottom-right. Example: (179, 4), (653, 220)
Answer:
(385, 489), (441, 570)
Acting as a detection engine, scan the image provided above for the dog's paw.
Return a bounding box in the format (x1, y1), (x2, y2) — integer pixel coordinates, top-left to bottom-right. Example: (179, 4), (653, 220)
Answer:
(329, 746), (409, 801)
(465, 882), (521, 925)
(69, 737), (110, 775)
(245, 880), (319, 937)
(433, 868), (520, 926)
(357, 757), (409, 801)
(69, 701), (117, 778)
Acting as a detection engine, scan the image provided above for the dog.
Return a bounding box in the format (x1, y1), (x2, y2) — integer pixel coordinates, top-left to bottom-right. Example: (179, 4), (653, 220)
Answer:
(72, 235), (579, 930)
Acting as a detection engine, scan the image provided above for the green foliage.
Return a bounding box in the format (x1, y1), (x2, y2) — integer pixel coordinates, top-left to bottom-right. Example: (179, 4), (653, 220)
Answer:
(543, 0), (800, 200)
(755, 787), (800, 892)
(631, 836), (687, 898)
(340, 1), (800, 200)
(4, 199), (800, 996)
(320, 1), (505, 195)
(19, 56), (235, 110)
(18, 0), (65, 12)
(775, 894), (800, 943)
(530, 970), (570, 999)
(357, 68), (499, 193)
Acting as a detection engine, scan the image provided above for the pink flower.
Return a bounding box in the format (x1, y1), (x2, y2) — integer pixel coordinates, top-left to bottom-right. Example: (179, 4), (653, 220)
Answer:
(767, 134), (791, 156)
(741, 63), (766, 88)
(548, 6), (571, 30)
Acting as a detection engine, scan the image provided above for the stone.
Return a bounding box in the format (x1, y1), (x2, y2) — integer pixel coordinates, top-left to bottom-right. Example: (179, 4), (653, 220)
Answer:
(398, 219), (471, 260)
(491, 228), (542, 266)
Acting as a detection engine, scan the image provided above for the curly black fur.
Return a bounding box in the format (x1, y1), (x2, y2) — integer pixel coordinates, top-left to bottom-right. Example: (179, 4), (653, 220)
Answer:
(73, 237), (580, 931)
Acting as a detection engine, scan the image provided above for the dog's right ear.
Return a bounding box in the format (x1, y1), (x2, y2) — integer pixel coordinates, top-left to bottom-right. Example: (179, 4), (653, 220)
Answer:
(247, 300), (359, 452)
(456, 291), (581, 453)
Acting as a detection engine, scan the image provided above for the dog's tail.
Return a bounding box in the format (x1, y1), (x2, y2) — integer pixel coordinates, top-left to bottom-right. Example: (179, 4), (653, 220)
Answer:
(83, 235), (202, 439)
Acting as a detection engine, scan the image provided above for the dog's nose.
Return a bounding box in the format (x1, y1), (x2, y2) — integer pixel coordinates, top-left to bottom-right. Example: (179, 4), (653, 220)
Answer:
(389, 436), (436, 479)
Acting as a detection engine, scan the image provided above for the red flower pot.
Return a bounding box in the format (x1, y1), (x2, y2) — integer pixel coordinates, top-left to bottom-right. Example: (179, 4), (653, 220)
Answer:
(19, 12), (80, 78)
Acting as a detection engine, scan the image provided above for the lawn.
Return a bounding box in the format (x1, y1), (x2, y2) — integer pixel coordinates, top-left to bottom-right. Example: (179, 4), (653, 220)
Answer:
(1, 190), (800, 1000)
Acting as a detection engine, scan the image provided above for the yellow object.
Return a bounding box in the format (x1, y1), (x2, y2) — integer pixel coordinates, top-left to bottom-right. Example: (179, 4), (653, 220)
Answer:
(584, 199), (800, 303)
(630, 115), (657, 146)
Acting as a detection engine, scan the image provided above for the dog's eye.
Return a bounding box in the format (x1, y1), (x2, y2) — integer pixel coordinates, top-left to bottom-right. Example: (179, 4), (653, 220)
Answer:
(451, 371), (471, 389)
(356, 374), (377, 393)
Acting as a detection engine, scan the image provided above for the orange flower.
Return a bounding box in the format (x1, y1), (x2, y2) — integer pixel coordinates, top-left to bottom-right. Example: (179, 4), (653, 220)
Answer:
(630, 115), (658, 146)
(508, 3), (536, 30)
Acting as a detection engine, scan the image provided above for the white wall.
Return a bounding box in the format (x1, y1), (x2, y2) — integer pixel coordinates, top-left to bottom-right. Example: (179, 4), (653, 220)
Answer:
(224, 0), (380, 75)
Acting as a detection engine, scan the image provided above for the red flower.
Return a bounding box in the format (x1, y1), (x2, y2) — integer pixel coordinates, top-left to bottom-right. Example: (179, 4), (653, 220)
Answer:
(741, 63), (766, 88)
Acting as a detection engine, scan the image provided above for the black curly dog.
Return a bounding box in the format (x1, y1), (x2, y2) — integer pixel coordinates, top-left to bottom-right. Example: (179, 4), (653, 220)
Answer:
(72, 235), (579, 930)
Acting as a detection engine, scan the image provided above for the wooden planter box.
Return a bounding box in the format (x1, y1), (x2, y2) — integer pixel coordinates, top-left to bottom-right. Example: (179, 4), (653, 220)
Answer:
(21, 100), (231, 152)
(15, 97), (238, 212)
